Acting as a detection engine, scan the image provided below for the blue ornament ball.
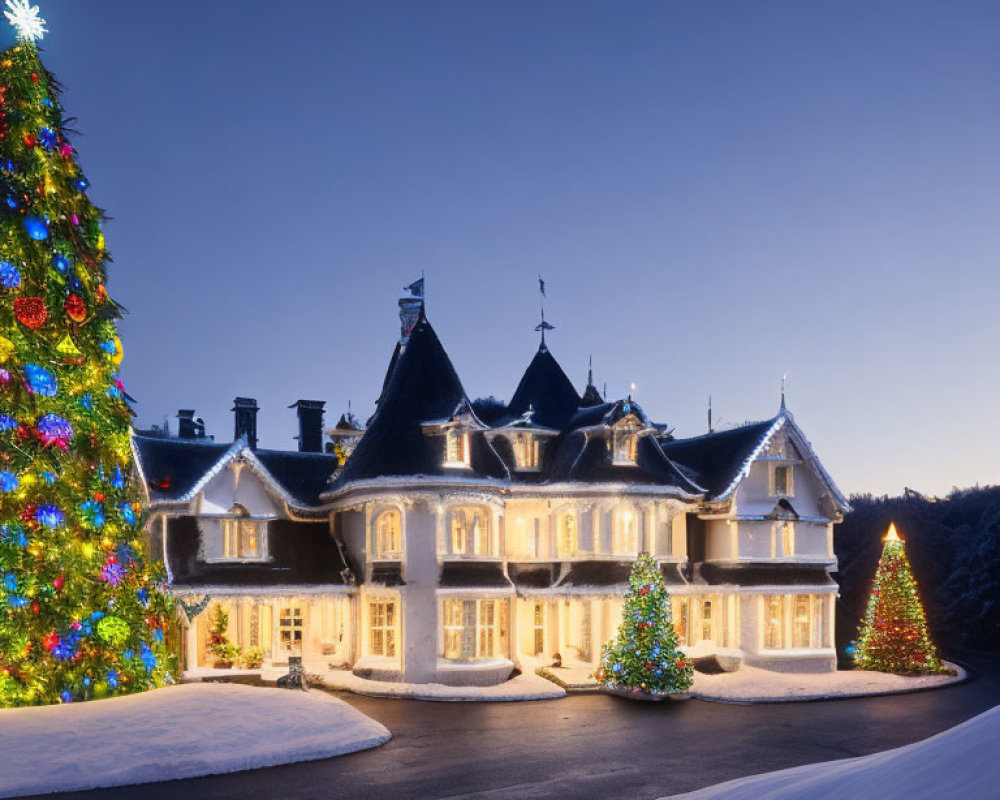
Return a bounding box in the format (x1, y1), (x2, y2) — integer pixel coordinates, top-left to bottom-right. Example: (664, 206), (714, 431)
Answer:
(52, 253), (70, 273)
(23, 216), (49, 240)
(0, 261), (21, 288)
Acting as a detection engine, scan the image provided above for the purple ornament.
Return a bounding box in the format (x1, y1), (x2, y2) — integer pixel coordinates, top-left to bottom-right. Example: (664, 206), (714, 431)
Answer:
(36, 413), (73, 449)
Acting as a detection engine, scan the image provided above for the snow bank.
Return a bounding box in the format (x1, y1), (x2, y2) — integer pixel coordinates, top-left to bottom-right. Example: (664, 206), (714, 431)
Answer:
(691, 662), (964, 702)
(321, 668), (565, 701)
(0, 682), (390, 798)
(662, 704), (1000, 800)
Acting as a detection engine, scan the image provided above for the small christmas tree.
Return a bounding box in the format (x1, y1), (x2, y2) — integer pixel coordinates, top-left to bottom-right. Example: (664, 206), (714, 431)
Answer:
(853, 523), (946, 675)
(0, 4), (174, 706)
(595, 553), (693, 697)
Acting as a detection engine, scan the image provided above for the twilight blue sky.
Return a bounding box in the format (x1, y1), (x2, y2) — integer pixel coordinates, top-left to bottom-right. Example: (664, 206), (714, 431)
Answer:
(19, 1), (1000, 496)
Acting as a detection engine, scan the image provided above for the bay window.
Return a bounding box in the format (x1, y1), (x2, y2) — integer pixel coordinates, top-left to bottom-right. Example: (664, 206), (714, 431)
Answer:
(441, 598), (505, 660)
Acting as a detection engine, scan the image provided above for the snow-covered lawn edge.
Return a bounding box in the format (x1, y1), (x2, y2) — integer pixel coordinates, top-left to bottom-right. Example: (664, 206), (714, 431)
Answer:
(691, 661), (965, 704)
(319, 668), (565, 702)
(660, 704), (1000, 800)
(0, 683), (390, 799)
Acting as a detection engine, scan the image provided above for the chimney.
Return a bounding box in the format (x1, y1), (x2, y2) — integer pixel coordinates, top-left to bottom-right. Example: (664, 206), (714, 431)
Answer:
(289, 399), (325, 453)
(177, 409), (206, 439)
(232, 397), (259, 449)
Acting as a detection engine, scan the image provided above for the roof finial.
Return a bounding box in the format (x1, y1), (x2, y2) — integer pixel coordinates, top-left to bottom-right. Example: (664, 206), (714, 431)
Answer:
(534, 275), (554, 350)
(780, 372), (788, 412)
(708, 395), (714, 434)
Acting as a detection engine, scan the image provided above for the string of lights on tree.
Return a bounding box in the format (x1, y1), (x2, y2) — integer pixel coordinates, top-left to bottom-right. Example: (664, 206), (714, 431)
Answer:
(594, 553), (693, 696)
(853, 523), (948, 675)
(0, 0), (174, 706)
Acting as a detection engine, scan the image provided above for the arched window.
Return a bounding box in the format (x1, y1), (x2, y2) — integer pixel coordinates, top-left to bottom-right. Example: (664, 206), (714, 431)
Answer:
(612, 509), (636, 555)
(556, 513), (577, 557)
(374, 510), (402, 558)
(450, 507), (490, 555)
(222, 504), (262, 559)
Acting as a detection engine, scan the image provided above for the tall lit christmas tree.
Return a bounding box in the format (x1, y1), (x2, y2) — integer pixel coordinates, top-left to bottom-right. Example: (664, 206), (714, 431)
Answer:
(0, 1), (173, 706)
(853, 522), (945, 675)
(595, 553), (693, 697)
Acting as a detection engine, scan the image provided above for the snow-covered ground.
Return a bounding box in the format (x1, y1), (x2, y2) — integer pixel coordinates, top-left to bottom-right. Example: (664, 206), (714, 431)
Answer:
(530, 660), (963, 702)
(691, 662), (963, 702)
(662, 704), (1000, 800)
(320, 668), (565, 701)
(0, 683), (390, 798)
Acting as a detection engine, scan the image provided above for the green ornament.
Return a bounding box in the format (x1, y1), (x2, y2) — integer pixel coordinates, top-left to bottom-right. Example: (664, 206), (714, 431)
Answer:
(96, 615), (129, 645)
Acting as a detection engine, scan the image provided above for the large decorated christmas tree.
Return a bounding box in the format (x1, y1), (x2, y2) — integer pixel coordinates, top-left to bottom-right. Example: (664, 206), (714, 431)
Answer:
(0, 1), (173, 706)
(853, 522), (946, 675)
(594, 553), (693, 697)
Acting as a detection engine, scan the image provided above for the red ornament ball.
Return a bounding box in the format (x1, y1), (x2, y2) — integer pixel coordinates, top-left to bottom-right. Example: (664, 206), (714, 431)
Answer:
(14, 297), (47, 328)
(65, 294), (87, 322)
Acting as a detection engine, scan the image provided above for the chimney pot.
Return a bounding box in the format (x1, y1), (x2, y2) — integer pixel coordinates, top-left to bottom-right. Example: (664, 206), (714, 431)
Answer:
(289, 399), (325, 453)
(232, 397), (259, 449)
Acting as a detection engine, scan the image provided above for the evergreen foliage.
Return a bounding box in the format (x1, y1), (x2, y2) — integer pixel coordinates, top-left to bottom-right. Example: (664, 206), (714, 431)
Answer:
(595, 553), (692, 695)
(0, 41), (173, 706)
(853, 524), (946, 674)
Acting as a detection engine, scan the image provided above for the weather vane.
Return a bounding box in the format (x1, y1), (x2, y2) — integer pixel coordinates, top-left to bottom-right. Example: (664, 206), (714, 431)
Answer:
(4, 0), (46, 43)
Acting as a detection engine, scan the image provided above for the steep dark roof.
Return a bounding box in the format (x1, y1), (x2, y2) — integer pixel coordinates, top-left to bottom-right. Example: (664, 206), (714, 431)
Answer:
(329, 311), (507, 489)
(507, 345), (581, 429)
(166, 517), (348, 587)
(133, 434), (338, 507)
(697, 562), (836, 587)
(580, 382), (604, 407)
(660, 417), (777, 500)
(546, 428), (704, 493)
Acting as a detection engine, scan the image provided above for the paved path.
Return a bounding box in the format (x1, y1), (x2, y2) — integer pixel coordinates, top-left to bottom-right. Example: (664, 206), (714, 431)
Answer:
(35, 655), (1000, 800)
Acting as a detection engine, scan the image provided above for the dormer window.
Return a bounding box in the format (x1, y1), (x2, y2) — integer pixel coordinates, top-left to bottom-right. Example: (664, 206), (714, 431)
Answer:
(771, 465), (794, 497)
(444, 428), (471, 468)
(512, 432), (540, 470)
(221, 504), (264, 560)
(612, 418), (641, 466)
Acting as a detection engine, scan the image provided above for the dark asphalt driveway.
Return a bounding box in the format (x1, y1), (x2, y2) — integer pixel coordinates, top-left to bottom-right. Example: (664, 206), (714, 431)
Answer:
(33, 656), (1000, 800)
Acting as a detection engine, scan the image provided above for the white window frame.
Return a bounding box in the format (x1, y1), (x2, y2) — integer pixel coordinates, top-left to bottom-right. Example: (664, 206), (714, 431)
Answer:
(611, 423), (640, 466)
(760, 594), (827, 651)
(770, 464), (794, 497)
(440, 598), (502, 660)
(220, 505), (267, 561)
(449, 506), (492, 556)
(369, 600), (397, 658)
(444, 429), (471, 468)
(373, 509), (402, 559)
(278, 606), (303, 654)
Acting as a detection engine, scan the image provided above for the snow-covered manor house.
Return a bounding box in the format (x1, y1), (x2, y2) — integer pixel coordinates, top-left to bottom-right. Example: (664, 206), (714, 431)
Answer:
(133, 294), (850, 684)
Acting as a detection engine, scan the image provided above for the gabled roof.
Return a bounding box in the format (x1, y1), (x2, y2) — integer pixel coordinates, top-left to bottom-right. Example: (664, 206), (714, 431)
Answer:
(660, 409), (850, 510)
(327, 310), (507, 491)
(507, 345), (581, 430)
(132, 434), (338, 509)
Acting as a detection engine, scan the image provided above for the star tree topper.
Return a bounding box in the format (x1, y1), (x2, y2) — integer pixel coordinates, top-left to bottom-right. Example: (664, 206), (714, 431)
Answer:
(4, 0), (47, 42)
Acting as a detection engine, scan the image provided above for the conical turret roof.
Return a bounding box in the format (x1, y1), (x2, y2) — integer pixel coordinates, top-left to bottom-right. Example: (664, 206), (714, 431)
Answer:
(507, 345), (581, 429)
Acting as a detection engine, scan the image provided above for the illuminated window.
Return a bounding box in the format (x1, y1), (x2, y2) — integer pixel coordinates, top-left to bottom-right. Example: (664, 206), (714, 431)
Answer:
(792, 594), (811, 648)
(512, 433), (540, 469)
(369, 600), (396, 658)
(533, 602), (546, 655)
(699, 599), (715, 642)
(612, 427), (639, 465)
(764, 595), (784, 649)
(781, 522), (795, 557)
(772, 465), (793, 497)
(671, 597), (689, 646)
(278, 606), (303, 653)
(374, 509), (402, 558)
(441, 599), (503, 660)
(556, 513), (577, 557)
(222, 505), (262, 559)
(449, 507), (491, 555)
(444, 429), (471, 468)
(612, 510), (637, 555)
